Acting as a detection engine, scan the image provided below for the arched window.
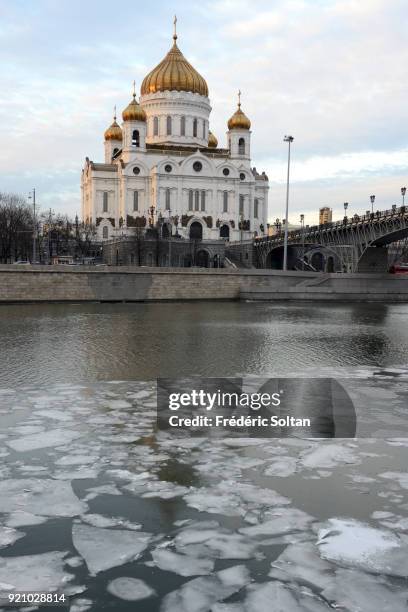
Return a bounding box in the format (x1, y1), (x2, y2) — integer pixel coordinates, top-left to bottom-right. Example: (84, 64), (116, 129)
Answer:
(165, 188), (171, 210)
(133, 191), (139, 212)
(194, 190), (199, 211)
(103, 192), (108, 213)
(113, 147), (119, 157)
(132, 130), (140, 147)
(223, 191), (228, 213)
(166, 116), (172, 135)
(201, 191), (206, 211)
(102, 226), (108, 239)
(180, 116), (186, 136)
(202, 121), (206, 139)
(254, 198), (259, 218)
(188, 190), (193, 211)
(193, 118), (198, 138)
(238, 138), (245, 155)
(239, 195), (244, 216)
(153, 117), (159, 136)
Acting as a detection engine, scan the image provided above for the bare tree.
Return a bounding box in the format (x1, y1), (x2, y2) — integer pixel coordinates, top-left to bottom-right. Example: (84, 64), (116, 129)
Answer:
(0, 192), (34, 262)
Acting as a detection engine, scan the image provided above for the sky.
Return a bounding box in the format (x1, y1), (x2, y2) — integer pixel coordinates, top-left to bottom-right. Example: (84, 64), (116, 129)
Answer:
(0, 0), (407, 225)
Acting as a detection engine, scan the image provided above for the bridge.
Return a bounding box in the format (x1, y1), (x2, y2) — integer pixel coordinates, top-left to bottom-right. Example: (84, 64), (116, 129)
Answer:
(251, 204), (408, 272)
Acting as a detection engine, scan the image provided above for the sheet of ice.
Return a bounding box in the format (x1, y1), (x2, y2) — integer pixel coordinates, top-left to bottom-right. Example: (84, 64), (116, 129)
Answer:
(0, 551), (73, 592)
(299, 443), (358, 469)
(244, 581), (329, 612)
(269, 542), (334, 591)
(5, 511), (47, 528)
(107, 577), (156, 600)
(321, 568), (408, 612)
(55, 455), (99, 466)
(161, 565), (250, 612)
(264, 457), (298, 477)
(240, 508), (314, 537)
(53, 469), (100, 480)
(69, 598), (93, 612)
(151, 549), (214, 576)
(6, 429), (81, 452)
(175, 527), (260, 560)
(317, 518), (408, 577)
(35, 409), (73, 422)
(79, 514), (141, 530)
(0, 526), (24, 549)
(379, 471), (408, 490)
(72, 524), (151, 575)
(0, 479), (87, 517)
(83, 484), (122, 501)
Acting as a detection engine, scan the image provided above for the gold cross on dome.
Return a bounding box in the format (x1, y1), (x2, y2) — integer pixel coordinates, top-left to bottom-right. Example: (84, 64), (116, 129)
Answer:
(173, 15), (177, 40)
(238, 89), (241, 107)
(132, 80), (136, 98)
(113, 105), (116, 120)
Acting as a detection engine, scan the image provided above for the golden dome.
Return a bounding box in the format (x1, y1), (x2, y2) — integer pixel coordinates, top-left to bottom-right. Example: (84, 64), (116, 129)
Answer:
(122, 90), (147, 122)
(208, 131), (218, 148)
(104, 111), (122, 141)
(227, 91), (251, 130)
(141, 20), (208, 97)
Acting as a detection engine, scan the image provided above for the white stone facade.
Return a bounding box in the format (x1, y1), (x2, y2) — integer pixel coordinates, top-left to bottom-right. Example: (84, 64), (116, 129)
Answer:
(81, 53), (269, 243)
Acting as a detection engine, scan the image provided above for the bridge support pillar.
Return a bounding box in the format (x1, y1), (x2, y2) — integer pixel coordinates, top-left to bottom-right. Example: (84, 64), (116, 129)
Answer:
(357, 246), (389, 273)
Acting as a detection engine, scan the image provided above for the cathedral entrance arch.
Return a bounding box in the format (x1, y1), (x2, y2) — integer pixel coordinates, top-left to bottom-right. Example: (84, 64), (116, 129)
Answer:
(189, 222), (203, 240)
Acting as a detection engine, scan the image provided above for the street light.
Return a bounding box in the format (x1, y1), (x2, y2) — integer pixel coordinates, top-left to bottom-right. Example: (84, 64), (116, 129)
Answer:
(370, 194), (375, 214)
(283, 135), (294, 271)
(344, 202), (348, 219)
(28, 188), (37, 263)
(300, 213), (305, 271)
(402, 187), (406, 207)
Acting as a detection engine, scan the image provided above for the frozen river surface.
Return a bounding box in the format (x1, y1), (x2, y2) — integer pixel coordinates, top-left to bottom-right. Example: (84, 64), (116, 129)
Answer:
(0, 302), (407, 610)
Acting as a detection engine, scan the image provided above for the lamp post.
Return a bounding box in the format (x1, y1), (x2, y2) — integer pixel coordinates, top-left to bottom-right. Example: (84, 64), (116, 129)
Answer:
(300, 213), (305, 271)
(283, 135), (294, 271)
(168, 208), (172, 267)
(344, 202), (348, 220)
(370, 194), (375, 214)
(28, 188), (37, 263)
(402, 187), (406, 207)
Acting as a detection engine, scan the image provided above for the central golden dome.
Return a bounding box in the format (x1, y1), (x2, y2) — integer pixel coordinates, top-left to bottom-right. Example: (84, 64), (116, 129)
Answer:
(141, 27), (208, 97)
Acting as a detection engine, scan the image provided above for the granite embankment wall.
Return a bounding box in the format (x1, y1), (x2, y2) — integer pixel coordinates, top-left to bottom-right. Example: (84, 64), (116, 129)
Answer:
(0, 265), (408, 302)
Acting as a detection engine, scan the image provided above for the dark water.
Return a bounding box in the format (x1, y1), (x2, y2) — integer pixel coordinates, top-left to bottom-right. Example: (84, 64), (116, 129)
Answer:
(0, 301), (408, 385)
(0, 302), (408, 611)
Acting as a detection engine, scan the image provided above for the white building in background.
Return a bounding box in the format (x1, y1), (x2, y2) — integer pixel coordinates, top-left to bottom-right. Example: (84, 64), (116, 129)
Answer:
(81, 20), (269, 242)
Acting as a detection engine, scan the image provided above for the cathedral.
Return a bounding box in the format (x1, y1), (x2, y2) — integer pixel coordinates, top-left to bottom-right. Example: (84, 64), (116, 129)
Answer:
(81, 19), (269, 245)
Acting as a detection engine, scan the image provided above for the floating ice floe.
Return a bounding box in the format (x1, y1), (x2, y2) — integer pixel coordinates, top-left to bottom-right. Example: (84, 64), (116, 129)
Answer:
(5, 511), (47, 528)
(107, 577), (156, 601)
(79, 513), (141, 530)
(379, 471), (408, 490)
(151, 548), (214, 576)
(263, 457), (298, 477)
(175, 526), (260, 560)
(0, 551), (74, 592)
(269, 541), (333, 591)
(0, 526), (24, 549)
(72, 524), (152, 575)
(83, 484), (122, 501)
(6, 428), (81, 452)
(161, 565), (250, 612)
(244, 581), (329, 612)
(69, 598), (93, 612)
(55, 454), (99, 466)
(299, 443), (358, 469)
(317, 517), (408, 577)
(0, 479), (87, 518)
(240, 508), (314, 537)
(34, 409), (73, 422)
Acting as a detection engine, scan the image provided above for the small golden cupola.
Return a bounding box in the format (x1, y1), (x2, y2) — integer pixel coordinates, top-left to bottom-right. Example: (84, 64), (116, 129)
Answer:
(141, 17), (208, 97)
(227, 90), (251, 130)
(122, 84), (147, 122)
(104, 109), (122, 141)
(208, 131), (218, 148)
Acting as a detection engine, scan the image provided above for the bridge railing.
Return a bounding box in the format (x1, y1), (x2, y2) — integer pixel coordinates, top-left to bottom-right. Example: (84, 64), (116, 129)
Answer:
(256, 204), (407, 245)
